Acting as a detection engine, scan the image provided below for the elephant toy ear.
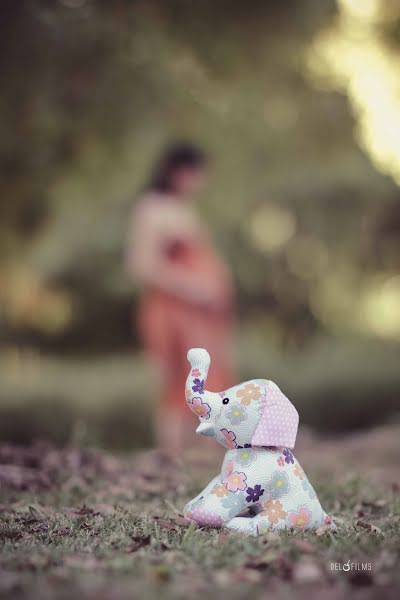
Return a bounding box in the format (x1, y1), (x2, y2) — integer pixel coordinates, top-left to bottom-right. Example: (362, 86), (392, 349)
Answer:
(251, 381), (299, 449)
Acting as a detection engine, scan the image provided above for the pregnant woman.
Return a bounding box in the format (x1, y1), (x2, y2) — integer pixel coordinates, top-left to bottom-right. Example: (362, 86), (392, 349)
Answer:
(126, 143), (235, 455)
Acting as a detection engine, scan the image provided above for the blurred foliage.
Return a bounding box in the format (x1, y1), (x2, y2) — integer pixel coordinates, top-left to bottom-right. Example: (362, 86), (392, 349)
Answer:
(0, 339), (398, 448)
(1, 0), (400, 349)
(0, 0), (399, 443)
(308, 0), (400, 185)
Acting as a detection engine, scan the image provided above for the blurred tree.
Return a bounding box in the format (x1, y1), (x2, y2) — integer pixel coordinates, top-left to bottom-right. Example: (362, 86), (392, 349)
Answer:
(0, 0), (399, 351)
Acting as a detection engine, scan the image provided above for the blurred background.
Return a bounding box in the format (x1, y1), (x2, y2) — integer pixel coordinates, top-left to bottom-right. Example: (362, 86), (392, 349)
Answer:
(1, 0), (399, 450)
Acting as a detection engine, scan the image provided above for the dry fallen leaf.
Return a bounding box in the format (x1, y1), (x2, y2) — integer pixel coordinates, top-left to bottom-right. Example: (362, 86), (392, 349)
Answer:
(315, 525), (330, 536)
(154, 518), (177, 531)
(91, 504), (115, 516)
(0, 528), (23, 541)
(126, 535), (151, 553)
(356, 520), (383, 535)
(52, 528), (70, 536)
(354, 503), (366, 518)
(170, 515), (192, 527)
(64, 505), (100, 517)
(362, 499), (387, 508)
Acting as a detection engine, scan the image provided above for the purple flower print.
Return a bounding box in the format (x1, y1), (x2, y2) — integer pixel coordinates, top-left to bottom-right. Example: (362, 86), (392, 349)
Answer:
(246, 484), (265, 503)
(192, 378), (205, 394)
(283, 448), (294, 464)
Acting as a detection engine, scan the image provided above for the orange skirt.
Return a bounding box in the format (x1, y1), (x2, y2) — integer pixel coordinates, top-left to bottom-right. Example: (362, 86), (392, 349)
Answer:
(138, 290), (235, 410)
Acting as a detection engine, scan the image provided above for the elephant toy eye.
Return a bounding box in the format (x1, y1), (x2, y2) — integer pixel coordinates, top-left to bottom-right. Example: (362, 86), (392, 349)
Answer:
(222, 397), (229, 405)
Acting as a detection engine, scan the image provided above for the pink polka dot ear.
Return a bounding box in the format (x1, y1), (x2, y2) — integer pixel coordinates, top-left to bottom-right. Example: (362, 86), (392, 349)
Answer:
(251, 382), (299, 449)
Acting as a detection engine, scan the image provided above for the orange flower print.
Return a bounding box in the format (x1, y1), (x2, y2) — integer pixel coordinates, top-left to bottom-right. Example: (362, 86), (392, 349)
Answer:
(212, 484), (229, 498)
(236, 383), (261, 406)
(261, 500), (287, 524)
(293, 463), (305, 480)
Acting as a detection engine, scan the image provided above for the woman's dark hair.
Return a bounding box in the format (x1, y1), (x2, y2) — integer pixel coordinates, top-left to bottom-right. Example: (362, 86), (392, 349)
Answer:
(148, 142), (208, 193)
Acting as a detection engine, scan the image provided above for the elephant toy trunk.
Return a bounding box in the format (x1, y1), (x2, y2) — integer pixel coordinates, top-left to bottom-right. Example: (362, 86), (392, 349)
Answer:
(186, 348), (210, 400)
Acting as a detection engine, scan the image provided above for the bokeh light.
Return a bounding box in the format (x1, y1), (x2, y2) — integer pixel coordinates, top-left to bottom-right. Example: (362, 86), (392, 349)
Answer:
(247, 204), (296, 254)
(361, 274), (400, 340)
(307, 0), (400, 184)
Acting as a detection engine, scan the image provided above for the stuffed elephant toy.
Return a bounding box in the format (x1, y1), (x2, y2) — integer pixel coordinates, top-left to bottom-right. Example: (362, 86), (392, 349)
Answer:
(183, 348), (335, 535)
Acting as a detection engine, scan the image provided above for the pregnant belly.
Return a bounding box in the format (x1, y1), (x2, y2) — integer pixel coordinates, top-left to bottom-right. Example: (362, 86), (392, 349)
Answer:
(165, 239), (229, 280)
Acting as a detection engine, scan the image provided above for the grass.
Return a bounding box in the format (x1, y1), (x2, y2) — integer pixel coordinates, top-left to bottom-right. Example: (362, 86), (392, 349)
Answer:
(1, 428), (399, 600)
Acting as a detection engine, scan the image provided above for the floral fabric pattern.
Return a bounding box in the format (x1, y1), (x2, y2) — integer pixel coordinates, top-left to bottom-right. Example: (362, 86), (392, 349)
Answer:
(236, 447), (256, 467)
(221, 491), (247, 518)
(222, 471), (247, 492)
(236, 383), (262, 405)
(302, 478), (316, 499)
(224, 461), (234, 476)
(288, 506), (311, 528)
(212, 484), (229, 498)
(192, 378), (205, 394)
(267, 470), (290, 499)
(184, 495), (205, 513)
(293, 463), (305, 480)
(261, 500), (287, 524)
(283, 448), (294, 464)
(189, 397), (210, 419)
(220, 429), (237, 449)
(246, 484), (265, 503)
(226, 403), (247, 425)
(183, 446), (334, 534)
